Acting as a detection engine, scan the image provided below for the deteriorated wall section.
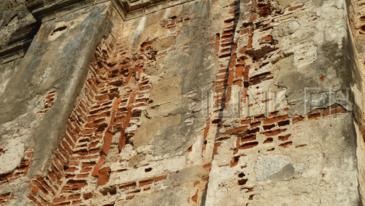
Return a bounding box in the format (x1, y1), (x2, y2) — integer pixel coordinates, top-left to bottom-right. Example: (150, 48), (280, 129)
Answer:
(0, 0), (362, 205)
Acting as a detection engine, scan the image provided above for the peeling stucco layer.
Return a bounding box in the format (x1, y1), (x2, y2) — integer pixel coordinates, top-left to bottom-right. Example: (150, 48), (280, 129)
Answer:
(0, 0), (362, 205)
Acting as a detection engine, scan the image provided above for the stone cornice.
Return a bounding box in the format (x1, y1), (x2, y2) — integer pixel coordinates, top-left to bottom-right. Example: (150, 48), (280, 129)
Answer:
(0, 0), (191, 63)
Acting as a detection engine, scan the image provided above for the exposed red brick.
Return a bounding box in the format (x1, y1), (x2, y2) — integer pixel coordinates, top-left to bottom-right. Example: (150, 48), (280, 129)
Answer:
(118, 181), (137, 190)
(83, 192), (93, 200)
(225, 125), (249, 134)
(278, 134), (291, 141)
(241, 134), (256, 142)
(97, 167), (111, 186)
(308, 112), (321, 119)
(241, 118), (251, 125)
(38, 90), (57, 114)
(263, 124), (275, 130)
(213, 142), (221, 154)
(203, 163), (212, 170)
(250, 121), (261, 128)
(127, 189), (141, 194)
(153, 175), (167, 182)
(263, 137), (273, 143)
(138, 179), (154, 187)
(262, 128), (286, 137)
(29, 36), (154, 204)
(330, 104), (347, 114)
(191, 190), (198, 203)
(259, 35), (273, 44)
(101, 131), (113, 155)
(263, 115), (289, 125)
(92, 156), (106, 177)
(100, 186), (117, 196)
(295, 144), (307, 148)
(292, 115), (304, 124)
(279, 141), (293, 148)
(246, 127), (260, 134)
(239, 141), (259, 150)
(278, 119), (290, 127)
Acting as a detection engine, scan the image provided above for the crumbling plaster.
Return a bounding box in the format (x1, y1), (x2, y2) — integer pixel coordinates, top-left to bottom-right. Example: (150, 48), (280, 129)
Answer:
(0, 0), (363, 205)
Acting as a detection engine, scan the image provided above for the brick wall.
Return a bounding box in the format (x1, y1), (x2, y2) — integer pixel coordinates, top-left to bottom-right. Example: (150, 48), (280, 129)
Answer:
(206, 0), (357, 205)
(0, 0), (358, 205)
(27, 30), (156, 204)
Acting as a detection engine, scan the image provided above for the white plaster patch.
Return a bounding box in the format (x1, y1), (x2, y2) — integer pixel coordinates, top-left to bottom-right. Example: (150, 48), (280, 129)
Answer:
(316, 0), (346, 46)
(205, 162), (241, 206)
(292, 42), (317, 68)
(0, 139), (25, 174)
(274, 1), (346, 69)
(119, 144), (137, 161)
(133, 16), (146, 43)
(224, 85), (241, 118)
(125, 124), (138, 133)
(109, 155), (186, 185)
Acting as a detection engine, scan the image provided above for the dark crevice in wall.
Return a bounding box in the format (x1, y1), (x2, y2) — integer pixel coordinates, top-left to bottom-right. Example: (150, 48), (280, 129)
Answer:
(345, 0), (365, 204)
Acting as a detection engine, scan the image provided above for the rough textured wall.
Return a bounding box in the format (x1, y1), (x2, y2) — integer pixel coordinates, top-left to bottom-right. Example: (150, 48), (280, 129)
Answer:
(0, 2), (113, 205)
(348, 0), (365, 204)
(0, 0), (362, 205)
(206, 0), (358, 205)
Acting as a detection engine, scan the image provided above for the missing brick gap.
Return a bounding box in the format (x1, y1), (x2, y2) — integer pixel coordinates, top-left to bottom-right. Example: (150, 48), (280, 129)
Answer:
(361, 25), (365, 33)
(51, 26), (67, 35)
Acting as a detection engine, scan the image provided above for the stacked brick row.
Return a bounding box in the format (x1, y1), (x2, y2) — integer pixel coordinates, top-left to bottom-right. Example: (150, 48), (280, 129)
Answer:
(211, 104), (348, 204)
(160, 15), (191, 30)
(208, 1), (350, 205)
(28, 35), (153, 205)
(237, 0), (278, 112)
(38, 90), (57, 114)
(213, 0), (239, 115)
(97, 174), (168, 204)
(222, 104), (347, 159)
(28, 38), (111, 205)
